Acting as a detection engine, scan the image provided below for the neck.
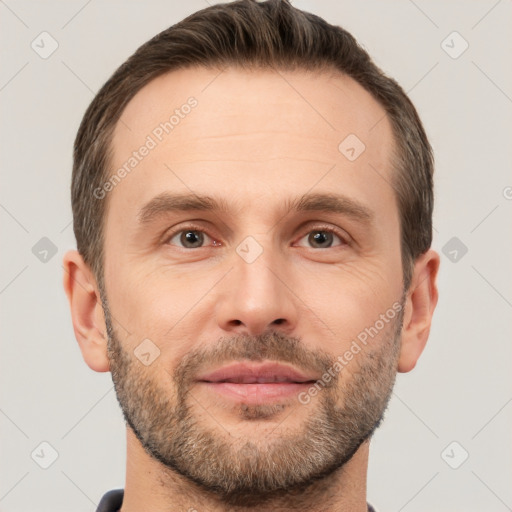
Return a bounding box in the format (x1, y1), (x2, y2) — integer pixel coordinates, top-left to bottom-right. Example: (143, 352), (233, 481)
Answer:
(120, 428), (370, 512)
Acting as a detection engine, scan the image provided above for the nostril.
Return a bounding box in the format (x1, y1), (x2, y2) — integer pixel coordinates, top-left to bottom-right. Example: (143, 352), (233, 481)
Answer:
(273, 318), (285, 325)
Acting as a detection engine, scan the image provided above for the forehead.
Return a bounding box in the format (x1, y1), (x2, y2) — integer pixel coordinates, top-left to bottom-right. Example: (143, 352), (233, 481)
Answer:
(114, 66), (392, 156)
(107, 66), (396, 224)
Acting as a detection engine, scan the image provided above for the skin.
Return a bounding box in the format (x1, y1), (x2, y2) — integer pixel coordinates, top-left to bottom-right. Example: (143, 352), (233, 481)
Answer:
(63, 67), (440, 512)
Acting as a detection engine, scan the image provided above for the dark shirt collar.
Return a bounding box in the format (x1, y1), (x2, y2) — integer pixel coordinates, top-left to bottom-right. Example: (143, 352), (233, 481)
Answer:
(96, 489), (378, 512)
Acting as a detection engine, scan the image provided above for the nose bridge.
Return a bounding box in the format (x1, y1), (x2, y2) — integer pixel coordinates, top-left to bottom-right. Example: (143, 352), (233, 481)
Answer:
(215, 235), (296, 335)
(237, 237), (281, 298)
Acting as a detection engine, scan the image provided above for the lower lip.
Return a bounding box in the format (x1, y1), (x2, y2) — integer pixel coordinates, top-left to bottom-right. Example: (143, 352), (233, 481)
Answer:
(198, 382), (314, 404)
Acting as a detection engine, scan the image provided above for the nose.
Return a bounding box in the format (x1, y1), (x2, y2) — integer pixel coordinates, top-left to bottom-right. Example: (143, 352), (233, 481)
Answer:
(215, 243), (298, 336)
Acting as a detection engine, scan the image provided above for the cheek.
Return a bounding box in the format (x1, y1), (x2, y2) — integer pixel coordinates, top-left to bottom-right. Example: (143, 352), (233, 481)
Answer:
(104, 257), (223, 363)
(294, 260), (402, 353)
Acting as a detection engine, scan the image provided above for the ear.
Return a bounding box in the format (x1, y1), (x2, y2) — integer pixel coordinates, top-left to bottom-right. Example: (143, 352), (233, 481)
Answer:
(62, 250), (110, 372)
(398, 249), (440, 373)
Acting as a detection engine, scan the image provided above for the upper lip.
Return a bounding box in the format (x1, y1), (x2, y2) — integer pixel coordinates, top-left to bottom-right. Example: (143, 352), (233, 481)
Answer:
(196, 361), (318, 384)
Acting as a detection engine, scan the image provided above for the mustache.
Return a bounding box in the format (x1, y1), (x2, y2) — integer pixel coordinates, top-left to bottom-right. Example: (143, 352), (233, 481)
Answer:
(172, 331), (336, 389)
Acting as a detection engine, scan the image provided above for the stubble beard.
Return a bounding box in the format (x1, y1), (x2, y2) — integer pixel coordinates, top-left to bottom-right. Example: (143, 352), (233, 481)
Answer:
(103, 295), (403, 507)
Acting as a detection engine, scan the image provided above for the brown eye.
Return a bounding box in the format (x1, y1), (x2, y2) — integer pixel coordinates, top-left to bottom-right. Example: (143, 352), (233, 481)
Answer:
(296, 228), (345, 249)
(308, 231), (334, 248)
(169, 229), (210, 248)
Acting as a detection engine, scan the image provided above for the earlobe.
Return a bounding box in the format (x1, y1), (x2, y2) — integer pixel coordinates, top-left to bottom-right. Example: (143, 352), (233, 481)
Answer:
(398, 249), (440, 373)
(62, 250), (110, 373)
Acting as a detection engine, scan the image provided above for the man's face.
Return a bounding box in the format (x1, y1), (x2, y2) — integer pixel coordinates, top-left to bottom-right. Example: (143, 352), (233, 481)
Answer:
(102, 67), (404, 503)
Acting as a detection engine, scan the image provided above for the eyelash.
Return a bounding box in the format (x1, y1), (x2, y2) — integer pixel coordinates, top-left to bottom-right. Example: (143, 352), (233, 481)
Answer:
(164, 223), (349, 249)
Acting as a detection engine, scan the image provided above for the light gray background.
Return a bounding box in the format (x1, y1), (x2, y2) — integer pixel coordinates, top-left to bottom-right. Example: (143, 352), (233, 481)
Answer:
(1, 1), (511, 511)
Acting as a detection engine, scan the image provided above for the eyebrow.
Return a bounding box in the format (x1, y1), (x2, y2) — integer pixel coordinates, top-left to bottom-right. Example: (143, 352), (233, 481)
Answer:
(137, 191), (373, 225)
(287, 192), (373, 222)
(138, 192), (232, 224)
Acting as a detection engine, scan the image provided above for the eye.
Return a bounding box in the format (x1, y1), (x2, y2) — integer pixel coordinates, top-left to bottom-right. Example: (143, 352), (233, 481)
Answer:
(167, 228), (217, 249)
(295, 228), (346, 249)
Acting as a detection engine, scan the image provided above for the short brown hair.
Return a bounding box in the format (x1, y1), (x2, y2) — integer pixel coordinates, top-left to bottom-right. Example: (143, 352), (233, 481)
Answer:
(72, 0), (433, 292)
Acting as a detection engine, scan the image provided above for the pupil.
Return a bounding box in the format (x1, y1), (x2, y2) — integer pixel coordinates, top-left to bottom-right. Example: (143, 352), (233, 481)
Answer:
(182, 230), (203, 247)
(310, 231), (332, 248)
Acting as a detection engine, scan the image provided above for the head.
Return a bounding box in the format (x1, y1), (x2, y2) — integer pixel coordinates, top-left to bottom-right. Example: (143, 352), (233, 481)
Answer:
(63, 0), (439, 505)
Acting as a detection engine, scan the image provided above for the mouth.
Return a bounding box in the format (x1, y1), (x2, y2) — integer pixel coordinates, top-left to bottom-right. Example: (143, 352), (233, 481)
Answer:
(195, 361), (318, 403)
(203, 376), (311, 383)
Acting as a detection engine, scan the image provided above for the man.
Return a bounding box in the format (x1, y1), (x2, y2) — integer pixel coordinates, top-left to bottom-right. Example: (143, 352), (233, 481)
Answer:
(63, 0), (439, 510)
